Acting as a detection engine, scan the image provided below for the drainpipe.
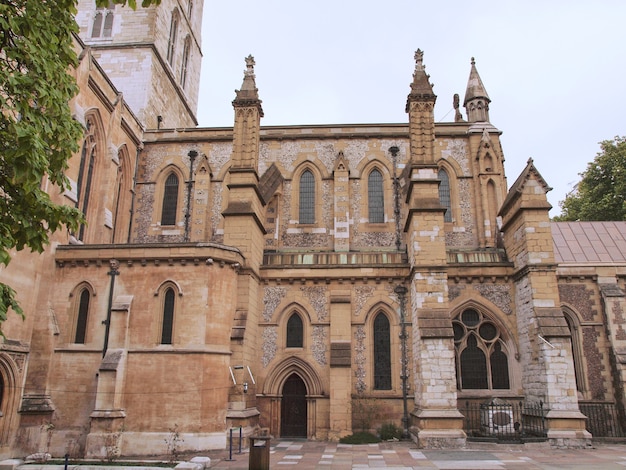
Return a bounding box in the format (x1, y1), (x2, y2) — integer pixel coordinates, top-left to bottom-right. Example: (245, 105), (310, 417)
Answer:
(394, 284), (410, 439)
(184, 149), (198, 242)
(103, 259), (120, 358)
(390, 146), (402, 252)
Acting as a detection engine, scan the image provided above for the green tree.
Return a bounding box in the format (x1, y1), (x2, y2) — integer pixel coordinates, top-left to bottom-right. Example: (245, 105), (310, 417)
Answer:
(556, 136), (626, 221)
(0, 0), (86, 330)
(96, 0), (160, 7)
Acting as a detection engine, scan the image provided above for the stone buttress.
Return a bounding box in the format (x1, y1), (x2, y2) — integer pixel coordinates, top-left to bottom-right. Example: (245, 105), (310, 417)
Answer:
(222, 56), (266, 433)
(499, 159), (590, 447)
(404, 50), (465, 447)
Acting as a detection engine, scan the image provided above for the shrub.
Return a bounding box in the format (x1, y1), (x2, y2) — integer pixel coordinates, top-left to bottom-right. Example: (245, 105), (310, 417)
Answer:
(339, 432), (381, 444)
(378, 422), (403, 441)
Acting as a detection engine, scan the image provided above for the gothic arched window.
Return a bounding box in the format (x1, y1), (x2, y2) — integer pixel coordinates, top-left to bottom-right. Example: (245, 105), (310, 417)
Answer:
(74, 289), (91, 344)
(286, 313), (303, 348)
(564, 311), (587, 394)
(373, 313), (391, 390)
(299, 170), (315, 224)
(438, 168), (452, 222)
(91, 1), (114, 38)
(453, 308), (510, 390)
(161, 288), (175, 344)
(166, 11), (179, 65)
(368, 168), (384, 223)
(161, 172), (179, 226)
(76, 120), (98, 241)
(180, 36), (191, 89)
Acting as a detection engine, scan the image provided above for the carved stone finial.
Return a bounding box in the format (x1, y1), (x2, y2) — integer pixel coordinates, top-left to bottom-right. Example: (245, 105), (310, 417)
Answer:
(414, 49), (424, 71)
(244, 55), (255, 76)
(471, 57), (476, 66)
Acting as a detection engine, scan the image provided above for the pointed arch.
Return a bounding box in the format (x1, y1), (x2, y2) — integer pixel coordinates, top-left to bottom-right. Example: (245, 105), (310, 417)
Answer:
(262, 356), (324, 396)
(286, 312), (304, 348)
(76, 111), (105, 242)
(166, 9), (179, 65)
(437, 158), (464, 225)
(69, 282), (97, 345)
(0, 354), (22, 445)
(154, 280), (183, 345)
(368, 168), (384, 223)
(486, 178), (499, 245)
(155, 165), (185, 227)
(562, 305), (588, 396)
(291, 162), (324, 226)
(451, 300), (517, 391)
(91, 1), (114, 38)
(161, 172), (180, 225)
(180, 35), (191, 89)
(112, 145), (133, 243)
(299, 169), (315, 224)
(438, 168), (452, 222)
(361, 302), (399, 392)
(373, 311), (391, 390)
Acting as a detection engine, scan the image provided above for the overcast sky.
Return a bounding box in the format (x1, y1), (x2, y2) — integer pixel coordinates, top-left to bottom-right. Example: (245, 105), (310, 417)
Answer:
(197, 1), (626, 217)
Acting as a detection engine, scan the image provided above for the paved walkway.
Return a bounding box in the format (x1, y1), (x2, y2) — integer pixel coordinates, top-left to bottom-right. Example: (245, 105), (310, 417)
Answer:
(208, 439), (626, 469)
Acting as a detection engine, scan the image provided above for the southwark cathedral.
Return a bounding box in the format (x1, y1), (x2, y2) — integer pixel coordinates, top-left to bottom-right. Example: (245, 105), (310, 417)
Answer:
(0, 0), (625, 459)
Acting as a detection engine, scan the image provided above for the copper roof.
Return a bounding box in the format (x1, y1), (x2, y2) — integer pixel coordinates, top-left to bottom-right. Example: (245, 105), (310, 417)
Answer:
(552, 221), (626, 264)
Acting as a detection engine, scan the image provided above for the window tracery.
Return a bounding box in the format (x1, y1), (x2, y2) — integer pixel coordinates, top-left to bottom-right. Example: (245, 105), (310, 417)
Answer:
(453, 308), (510, 390)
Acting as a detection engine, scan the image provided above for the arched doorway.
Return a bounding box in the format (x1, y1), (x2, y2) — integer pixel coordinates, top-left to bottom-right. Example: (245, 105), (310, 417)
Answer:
(281, 373), (307, 438)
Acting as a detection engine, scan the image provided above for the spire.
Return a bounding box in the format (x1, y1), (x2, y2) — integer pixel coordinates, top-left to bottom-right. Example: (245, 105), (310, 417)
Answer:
(463, 57), (490, 122)
(405, 49), (436, 165)
(233, 55), (264, 116)
(405, 49), (436, 112)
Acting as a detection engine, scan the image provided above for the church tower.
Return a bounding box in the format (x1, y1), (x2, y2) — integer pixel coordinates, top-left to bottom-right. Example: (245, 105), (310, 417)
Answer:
(74, 0), (203, 129)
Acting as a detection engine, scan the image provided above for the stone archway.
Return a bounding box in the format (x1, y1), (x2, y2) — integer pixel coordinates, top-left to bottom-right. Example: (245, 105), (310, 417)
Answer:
(262, 357), (325, 439)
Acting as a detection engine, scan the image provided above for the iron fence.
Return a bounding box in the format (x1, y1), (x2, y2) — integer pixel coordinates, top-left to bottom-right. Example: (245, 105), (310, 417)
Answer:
(461, 400), (547, 442)
(579, 402), (626, 438)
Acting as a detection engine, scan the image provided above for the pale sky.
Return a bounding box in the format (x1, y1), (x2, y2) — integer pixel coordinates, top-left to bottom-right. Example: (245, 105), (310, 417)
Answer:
(197, 1), (626, 217)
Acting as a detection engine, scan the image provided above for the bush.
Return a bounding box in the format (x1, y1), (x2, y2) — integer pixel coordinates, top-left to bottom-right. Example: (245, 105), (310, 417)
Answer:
(378, 422), (403, 441)
(339, 432), (381, 444)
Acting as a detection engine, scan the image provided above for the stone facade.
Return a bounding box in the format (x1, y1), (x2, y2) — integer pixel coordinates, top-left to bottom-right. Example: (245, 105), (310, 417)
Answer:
(3, 3), (626, 460)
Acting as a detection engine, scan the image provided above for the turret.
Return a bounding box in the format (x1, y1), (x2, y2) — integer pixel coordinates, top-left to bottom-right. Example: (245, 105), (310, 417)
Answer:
(405, 49), (437, 165)
(463, 57), (491, 123)
(231, 55), (264, 170)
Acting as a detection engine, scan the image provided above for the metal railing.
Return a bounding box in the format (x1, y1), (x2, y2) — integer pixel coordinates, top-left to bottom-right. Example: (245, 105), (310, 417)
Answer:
(579, 402), (626, 438)
(461, 400), (547, 442)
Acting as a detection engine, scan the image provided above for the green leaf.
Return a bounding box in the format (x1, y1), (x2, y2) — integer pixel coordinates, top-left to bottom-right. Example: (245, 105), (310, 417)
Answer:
(556, 136), (626, 221)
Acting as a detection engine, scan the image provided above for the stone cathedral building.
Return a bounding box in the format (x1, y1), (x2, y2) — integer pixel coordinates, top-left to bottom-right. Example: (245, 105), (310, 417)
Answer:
(0, 0), (625, 459)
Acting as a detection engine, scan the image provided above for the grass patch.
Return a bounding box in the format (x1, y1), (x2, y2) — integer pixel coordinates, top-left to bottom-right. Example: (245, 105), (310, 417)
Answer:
(339, 431), (381, 444)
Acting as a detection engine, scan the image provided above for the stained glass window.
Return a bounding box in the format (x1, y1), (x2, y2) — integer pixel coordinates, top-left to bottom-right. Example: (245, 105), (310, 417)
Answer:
(161, 288), (175, 344)
(438, 169), (452, 222)
(374, 313), (391, 390)
(453, 309), (510, 390)
(299, 170), (315, 224)
(286, 313), (303, 348)
(161, 173), (179, 226)
(368, 169), (384, 223)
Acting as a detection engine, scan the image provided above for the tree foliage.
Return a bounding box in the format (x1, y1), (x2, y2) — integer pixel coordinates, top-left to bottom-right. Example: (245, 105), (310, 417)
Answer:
(96, 0), (160, 8)
(556, 136), (626, 221)
(0, 0), (85, 330)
